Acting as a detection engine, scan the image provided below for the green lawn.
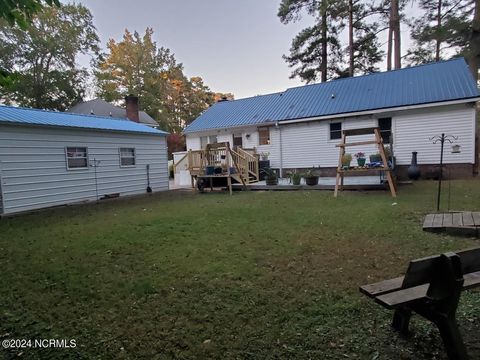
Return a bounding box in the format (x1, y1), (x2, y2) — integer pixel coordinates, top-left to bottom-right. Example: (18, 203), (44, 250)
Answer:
(1, 181), (479, 359)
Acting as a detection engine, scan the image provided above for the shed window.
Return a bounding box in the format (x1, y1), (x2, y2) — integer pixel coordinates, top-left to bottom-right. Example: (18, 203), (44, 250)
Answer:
(330, 122), (342, 140)
(119, 148), (136, 166)
(209, 135), (218, 144)
(378, 118), (392, 143)
(258, 127), (270, 145)
(66, 147), (88, 169)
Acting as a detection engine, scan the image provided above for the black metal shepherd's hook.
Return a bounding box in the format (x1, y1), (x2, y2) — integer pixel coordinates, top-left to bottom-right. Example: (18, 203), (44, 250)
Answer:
(429, 133), (458, 211)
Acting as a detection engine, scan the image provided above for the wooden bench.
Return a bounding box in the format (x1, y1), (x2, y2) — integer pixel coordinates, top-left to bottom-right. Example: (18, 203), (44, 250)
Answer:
(360, 247), (480, 360)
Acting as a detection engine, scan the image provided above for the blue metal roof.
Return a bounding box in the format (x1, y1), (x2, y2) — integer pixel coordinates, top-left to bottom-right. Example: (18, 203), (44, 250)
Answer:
(184, 58), (479, 133)
(0, 105), (168, 135)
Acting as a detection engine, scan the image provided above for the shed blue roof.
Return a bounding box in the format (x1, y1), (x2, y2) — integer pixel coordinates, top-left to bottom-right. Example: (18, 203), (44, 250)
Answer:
(0, 105), (168, 135)
(184, 58), (479, 133)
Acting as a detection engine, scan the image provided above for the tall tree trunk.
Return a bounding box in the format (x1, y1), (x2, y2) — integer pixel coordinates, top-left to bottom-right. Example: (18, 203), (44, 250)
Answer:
(348, 0), (354, 77)
(436, 0), (443, 61)
(387, 4), (393, 71)
(321, 8), (328, 82)
(470, 0), (480, 81)
(391, 0), (401, 69)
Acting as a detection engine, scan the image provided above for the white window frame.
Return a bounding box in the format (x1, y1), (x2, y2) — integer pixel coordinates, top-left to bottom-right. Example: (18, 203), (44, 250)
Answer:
(200, 135), (217, 149)
(65, 146), (89, 170)
(119, 147), (136, 167)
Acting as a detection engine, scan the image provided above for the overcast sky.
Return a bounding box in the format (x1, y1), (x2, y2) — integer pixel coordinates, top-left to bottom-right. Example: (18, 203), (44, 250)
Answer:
(77, 0), (417, 99)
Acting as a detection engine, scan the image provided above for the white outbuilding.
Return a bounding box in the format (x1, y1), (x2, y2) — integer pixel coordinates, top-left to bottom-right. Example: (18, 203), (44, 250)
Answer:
(0, 105), (169, 215)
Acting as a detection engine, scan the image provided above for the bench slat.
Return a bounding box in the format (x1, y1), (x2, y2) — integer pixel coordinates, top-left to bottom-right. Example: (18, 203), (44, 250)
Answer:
(464, 271), (480, 290)
(359, 276), (404, 298)
(375, 284), (429, 309)
(373, 271), (480, 309)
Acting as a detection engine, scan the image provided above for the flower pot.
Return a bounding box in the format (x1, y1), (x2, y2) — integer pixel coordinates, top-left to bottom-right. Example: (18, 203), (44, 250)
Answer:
(305, 176), (319, 186)
(369, 154), (382, 163)
(205, 166), (215, 175)
(292, 176), (301, 185)
(357, 158), (366, 167)
(407, 151), (421, 180)
(265, 177), (278, 186)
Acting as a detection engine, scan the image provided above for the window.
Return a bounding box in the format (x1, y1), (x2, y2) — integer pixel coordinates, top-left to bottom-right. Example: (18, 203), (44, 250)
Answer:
(378, 118), (392, 144)
(329, 122), (342, 140)
(200, 135), (217, 149)
(200, 136), (208, 149)
(66, 147), (88, 169)
(233, 134), (243, 147)
(258, 127), (270, 145)
(119, 148), (136, 166)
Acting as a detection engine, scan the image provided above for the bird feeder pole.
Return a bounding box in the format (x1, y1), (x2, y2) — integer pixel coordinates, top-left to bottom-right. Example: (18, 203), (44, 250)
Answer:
(429, 133), (458, 212)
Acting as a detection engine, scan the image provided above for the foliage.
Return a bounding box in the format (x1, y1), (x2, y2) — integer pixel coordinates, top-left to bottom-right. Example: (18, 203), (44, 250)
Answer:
(278, 0), (383, 82)
(167, 133), (186, 159)
(341, 153), (353, 164)
(287, 170), (302, 184)
(0, 0), (59, 29)
(95, 28), (231, 133)
(302, 167), (320, 177)
(354, 151), (366, 159)
(260, 151), (270, 160)
(0, 3), (99, 110)
(406, 0), (479, 81)
(0, 182), (479, 358)
(261, 167), (278, 179)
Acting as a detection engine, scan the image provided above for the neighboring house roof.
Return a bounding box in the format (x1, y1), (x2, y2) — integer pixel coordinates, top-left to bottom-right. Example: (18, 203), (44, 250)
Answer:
(184, 58), (480, 134)
(0, 105), (168, 135)
(69, 98), (159, 127)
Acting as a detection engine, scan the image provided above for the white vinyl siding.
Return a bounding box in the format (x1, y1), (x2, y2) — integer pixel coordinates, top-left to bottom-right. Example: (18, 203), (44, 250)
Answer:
(0, 125), (168, 215)
(393, 105), (475, 165)
(184, 103), (476, 169)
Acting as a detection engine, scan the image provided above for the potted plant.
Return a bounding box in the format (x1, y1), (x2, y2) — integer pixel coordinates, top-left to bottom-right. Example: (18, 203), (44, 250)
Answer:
(369, 153), (382, 163)
(258, 152), (271, 181)
(260, 152), (270, 161)
(355, 152), (366, 167)
(303, 168), (319, 186)
(341, 153), (352, 169)
(262, 167), (278, 185)
(287, 170), (302, 185)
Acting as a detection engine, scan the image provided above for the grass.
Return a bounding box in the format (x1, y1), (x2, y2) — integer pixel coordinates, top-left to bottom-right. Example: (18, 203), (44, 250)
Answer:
(0, 180), (479, 359)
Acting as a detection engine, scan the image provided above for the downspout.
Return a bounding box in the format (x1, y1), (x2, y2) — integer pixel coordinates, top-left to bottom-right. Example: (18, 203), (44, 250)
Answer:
(276, 121), (283, 178)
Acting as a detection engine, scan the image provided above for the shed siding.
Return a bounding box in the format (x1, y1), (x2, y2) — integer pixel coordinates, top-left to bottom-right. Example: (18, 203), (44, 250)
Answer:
(0, 125), (168, 214)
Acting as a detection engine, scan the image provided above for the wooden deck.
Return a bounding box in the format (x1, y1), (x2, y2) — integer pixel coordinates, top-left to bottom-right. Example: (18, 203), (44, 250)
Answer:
(423, 212), (480, 237)
(232, 183), (389, 191)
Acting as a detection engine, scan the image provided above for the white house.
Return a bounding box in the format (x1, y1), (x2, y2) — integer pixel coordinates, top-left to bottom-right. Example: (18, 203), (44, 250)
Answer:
(184, 58), (479, 179)
(0, 105), (169, 215)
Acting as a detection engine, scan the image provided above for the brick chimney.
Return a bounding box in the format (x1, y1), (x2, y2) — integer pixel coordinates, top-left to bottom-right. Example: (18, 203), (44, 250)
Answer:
(125, 95), (139, 122)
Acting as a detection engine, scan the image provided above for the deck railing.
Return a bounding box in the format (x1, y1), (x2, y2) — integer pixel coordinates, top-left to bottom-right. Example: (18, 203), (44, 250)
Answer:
(177, 146), (259, 183)
(238, 147), (259, 182)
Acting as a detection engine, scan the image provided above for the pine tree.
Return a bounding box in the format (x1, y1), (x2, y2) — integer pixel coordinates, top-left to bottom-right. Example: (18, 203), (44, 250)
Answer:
(279, 0), (383, 82)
